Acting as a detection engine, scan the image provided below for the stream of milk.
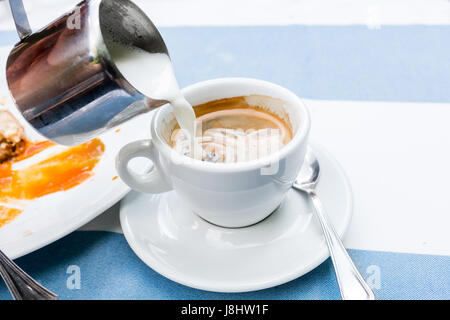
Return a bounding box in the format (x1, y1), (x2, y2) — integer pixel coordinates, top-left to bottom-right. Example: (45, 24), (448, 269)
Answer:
(107, 42), (197, 146)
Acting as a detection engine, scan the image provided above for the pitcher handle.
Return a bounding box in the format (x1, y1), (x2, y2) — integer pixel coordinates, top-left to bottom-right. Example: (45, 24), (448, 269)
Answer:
(9, 0), (32, 40)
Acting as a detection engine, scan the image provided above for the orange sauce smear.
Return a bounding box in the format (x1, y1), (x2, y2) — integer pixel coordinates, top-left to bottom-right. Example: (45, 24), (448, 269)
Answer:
(0, 139), (105, 227)
(0, 138), (105, 201)
(15, 140), (55, 161)
(0, 206), (22, 228)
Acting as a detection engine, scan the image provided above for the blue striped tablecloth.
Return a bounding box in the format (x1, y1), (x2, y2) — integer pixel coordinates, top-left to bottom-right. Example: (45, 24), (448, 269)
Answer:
(0, 19), (449, 299)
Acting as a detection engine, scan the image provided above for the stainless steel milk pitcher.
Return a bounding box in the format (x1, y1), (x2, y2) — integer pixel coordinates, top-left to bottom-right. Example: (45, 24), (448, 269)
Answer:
(6, 0), (170, 145)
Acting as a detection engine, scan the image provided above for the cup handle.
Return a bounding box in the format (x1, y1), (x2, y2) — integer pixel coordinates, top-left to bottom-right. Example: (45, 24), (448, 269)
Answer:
(116, 139), (172, 194)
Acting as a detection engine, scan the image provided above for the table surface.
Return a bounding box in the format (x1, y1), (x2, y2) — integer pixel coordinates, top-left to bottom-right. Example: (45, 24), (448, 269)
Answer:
(0, 0), (449, 300)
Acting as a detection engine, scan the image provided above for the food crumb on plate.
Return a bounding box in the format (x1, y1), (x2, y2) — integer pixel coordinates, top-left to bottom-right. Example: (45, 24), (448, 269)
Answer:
(0, 110), (25, 163)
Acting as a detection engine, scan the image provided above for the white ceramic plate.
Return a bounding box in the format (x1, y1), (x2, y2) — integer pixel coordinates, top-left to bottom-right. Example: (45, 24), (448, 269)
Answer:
(120, 143), (353, 292)
(0, 98), (151, 259)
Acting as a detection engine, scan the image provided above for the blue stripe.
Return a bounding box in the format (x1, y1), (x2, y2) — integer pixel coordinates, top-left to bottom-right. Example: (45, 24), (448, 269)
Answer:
(161, 25), (450, 103)
(2, 25), (450, 102)
(0, 231), (448, 300)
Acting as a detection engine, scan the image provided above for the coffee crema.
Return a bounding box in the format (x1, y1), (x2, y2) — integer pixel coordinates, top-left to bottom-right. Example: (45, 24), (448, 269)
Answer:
(170, 97), (293, 163)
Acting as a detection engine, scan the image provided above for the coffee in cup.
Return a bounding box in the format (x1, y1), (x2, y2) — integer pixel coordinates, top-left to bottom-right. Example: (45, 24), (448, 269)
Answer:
(170, 96), (294, 163)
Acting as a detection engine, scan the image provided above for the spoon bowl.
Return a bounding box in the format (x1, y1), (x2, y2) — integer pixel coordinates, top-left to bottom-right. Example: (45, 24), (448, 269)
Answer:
(294, 147), (320, 192)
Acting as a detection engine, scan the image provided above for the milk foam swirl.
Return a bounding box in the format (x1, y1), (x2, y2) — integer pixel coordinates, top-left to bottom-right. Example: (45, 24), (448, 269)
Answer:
(171, 127), (287, 163)
(170, 107), (292, 163)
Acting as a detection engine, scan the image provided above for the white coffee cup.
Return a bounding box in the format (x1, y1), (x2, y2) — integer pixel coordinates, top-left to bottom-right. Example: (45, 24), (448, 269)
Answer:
(116, 78), (310, 228)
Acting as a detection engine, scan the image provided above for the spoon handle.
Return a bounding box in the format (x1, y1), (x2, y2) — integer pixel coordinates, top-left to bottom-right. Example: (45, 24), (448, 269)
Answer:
(0, 250), (57, 300)
(310, 192), (375, 300)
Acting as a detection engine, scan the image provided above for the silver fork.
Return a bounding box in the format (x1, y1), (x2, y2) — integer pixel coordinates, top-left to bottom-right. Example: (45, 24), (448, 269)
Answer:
(0, 249), (57, 300)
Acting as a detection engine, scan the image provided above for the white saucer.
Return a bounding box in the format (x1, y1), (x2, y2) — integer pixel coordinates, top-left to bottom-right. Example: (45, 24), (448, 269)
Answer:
(120, 143), (353, 293)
